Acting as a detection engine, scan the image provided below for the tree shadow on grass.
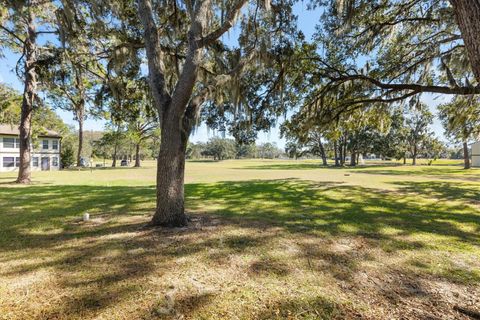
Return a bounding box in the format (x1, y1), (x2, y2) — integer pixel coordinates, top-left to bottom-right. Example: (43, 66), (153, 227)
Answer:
(352, 166), (480, 182)
(0, 181), (16, 185)
(1, 179), (479, 318)
(185, 179), (480, 246)
(0, 185), (156, 252)
(186, 159), (218, 163)
(238, 163), (330, 170)
(238, 162), (402, 170)
(0, 175), (21, 184)
(62, 166), (153, 172)
(2, 178), (479, 257)
(394, 180), (480, 205)
(252, 295), (348, 319)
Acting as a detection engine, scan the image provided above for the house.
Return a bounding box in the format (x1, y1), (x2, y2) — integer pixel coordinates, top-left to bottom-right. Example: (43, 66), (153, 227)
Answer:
(472, 141), (480, 167)
(0, 124), (61, 172)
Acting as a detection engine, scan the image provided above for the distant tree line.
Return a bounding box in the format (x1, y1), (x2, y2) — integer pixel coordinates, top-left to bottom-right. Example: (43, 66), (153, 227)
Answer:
(187, 138), (283, 161)
(282, 104), (448, 166)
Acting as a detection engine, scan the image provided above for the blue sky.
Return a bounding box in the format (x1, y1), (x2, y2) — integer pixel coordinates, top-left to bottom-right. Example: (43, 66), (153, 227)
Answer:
(0, 3), (450, 148)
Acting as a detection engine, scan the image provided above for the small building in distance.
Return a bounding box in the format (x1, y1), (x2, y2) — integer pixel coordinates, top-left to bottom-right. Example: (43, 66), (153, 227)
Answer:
(0, 124), (61, 172)
(472, 141), (480, 167)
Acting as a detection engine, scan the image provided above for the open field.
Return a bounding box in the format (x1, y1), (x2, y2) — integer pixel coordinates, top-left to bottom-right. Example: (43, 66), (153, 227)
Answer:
(1, 159), (479, 319)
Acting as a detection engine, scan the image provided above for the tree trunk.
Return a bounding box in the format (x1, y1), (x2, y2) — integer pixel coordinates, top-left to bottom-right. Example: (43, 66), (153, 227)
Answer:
(334, 141), (340, 166)
(16, 7), (37, 184)
(112, 144), (117, 167)
(74, 65), (86, 168)
(339, 143), (343, 166)
(450, 0), (480, 83)
(319, 141), (327, 166)
(135, 143), (141, 167)
(463, 141), (470, 169)
(151, 117), (189, 227)
(138, 0), (228, 227)
(403, 155), (406, 165)
(76, 116), (84, 167)
(350, 151), (356, 166)
(412, 145), (417, 165)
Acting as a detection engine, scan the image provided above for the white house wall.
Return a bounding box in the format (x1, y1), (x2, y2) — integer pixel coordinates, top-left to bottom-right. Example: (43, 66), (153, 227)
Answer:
(472, 142), (480, 167)
(0, 135), (61, 172)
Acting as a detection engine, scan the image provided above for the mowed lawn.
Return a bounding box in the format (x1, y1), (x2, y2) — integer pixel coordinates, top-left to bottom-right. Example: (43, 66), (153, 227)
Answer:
(0, 160), (479, 319)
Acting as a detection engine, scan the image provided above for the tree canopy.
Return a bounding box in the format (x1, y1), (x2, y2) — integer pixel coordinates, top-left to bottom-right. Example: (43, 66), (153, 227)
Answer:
(284, 0), (480, 125)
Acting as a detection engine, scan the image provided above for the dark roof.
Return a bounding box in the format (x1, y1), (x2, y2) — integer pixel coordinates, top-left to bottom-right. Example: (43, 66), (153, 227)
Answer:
(0, 124), (62, 138)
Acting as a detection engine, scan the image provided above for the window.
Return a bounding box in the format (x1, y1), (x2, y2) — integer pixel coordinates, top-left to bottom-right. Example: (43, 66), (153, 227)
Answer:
(2, 157), (14, 167)
(42, 139), (49, 150)
(32, 157), (39, 167)
(15, 157), (20, 167)
(3, 137), (15, 148)
(15, 138), (20, 148)
(52, 157), (58, 167)
(52, 140), (58, 150)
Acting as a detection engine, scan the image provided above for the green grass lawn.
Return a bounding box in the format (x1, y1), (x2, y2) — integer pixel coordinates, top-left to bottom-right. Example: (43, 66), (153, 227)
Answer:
(1, 159), (479, 319)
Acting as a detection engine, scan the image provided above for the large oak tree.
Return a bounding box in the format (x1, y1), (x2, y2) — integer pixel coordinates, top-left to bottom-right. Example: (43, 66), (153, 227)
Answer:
(135, 0), (296, 226)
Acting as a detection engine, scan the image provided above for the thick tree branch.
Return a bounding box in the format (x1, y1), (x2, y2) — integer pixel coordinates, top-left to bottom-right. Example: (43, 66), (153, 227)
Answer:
(0, 25), (25, 45)
(196, 0), (248, 47)
(181, 49), (256, 136)
(329, 74), (480, 95)
(137, 0), (171, 122)
(169, 0), (212, 116)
